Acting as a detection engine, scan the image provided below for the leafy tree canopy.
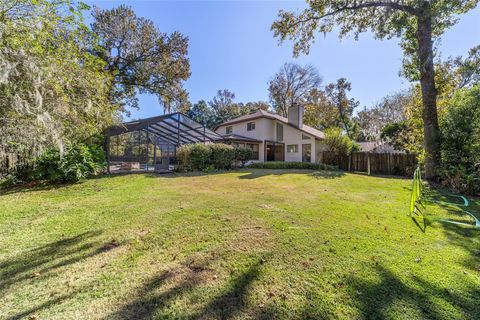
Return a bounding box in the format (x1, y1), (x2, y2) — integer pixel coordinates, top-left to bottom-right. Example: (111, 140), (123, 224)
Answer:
(356, 91), (409, 142)
(272, 0), (479, 178)
(183, 90), (270, 130)
(324, 127), (359, 156)
(272, 0), (477, 80)
(0, 0), (116, 156)
(92, 5), (191, 113)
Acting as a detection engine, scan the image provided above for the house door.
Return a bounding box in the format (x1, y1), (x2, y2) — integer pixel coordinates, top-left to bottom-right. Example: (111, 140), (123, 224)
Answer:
(154, 144), (175, 171)
(265, 142), (285, 161)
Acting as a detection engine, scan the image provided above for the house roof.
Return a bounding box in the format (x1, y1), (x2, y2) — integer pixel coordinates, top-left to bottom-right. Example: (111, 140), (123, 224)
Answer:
(222, 134), (262, 143)
(216, 109), (325, 140)
(106, 112), (223, 145)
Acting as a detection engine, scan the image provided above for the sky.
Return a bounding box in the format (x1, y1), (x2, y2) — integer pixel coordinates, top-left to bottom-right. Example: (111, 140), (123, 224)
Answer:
(85, 1), (480, 120)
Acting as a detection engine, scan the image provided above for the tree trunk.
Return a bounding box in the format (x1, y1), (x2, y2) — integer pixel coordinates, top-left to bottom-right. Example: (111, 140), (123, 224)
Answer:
(416, 9), (441, 180)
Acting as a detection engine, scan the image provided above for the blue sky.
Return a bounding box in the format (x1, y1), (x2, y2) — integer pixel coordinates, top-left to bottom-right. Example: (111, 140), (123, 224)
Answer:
(86, 1), (480, 120)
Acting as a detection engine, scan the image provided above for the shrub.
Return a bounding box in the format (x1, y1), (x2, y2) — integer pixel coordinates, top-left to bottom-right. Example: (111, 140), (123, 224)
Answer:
(324, 127), (359, 156)
(176, 143), (254, 171)
(176, 144), (193, 171)
(31, 148), (63, 181)
(247, 161), (337, 171)
(439, 165), (480, 195)
(210, 143), (235, 170)
(439, 85), (480, 194)
(189, 143), (212, 171)
(235, 147), (253, 166)
(30, 143), (106, 182)
(59, 144), (106, 181)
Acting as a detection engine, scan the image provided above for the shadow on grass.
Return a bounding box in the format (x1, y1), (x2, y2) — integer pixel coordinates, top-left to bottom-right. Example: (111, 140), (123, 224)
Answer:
(5, 291), (79, 320)
(105, 255), (267, 320)
(437, 222), (480, 273)
(0, 172), (169, 195)
(0, 230), (114, 296)
(1, 169), (347, 195)
(347, 264), (480, 319)
(237, 169), (345, 180)
(0, 180), (74, 196)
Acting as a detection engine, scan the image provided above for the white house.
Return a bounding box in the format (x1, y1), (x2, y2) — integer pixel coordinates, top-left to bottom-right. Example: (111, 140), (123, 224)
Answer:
(215, 106), (326, 163)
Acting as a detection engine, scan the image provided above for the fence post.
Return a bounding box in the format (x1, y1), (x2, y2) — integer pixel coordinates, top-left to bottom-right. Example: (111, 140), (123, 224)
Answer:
(367, 153), (371, 176)
(348, 154), (351, 172)
(387, 153), (391, 175)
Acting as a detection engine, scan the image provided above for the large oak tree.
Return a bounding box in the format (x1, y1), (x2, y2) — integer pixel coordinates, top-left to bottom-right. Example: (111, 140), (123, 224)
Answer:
(92, 5), (190, 114)
(272, 0), (478, 179)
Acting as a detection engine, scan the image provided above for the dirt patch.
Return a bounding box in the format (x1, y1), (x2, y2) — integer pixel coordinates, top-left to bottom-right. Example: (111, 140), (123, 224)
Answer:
(228, 223), (274, 253)
(258, 204), (275, 210)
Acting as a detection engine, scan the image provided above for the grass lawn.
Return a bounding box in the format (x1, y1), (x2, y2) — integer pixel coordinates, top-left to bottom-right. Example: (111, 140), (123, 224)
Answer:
(0, 169), (479, 319)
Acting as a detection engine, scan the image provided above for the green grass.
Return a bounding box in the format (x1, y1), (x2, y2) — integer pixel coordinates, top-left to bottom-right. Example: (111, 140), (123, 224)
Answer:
(0, 169), (479, 319)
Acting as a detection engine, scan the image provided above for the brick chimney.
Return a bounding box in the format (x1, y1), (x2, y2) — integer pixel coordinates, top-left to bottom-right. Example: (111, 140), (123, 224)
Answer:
(288, 105), (304, 128)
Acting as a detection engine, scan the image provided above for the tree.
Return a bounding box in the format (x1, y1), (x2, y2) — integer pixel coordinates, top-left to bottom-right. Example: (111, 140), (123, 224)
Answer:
(0, 0), (116, 157)
(268, 63), (322, 117)
(356, 91), (409, 141)
(207, 89), (266, 126)
(209, 89), (236, 114)
(182, 91), (269, 129)
(272, 0), (479, 179)
(92, 5), (190, 114)
(244, 101), (270, 111)
(440, 84), (480, 171)
(455, 45), (480, 89)
(208, 89), (242, 125)
(303, 88), (336, 130)
(324, 127), (359, 156)
(324, 78), (360, 139)
(185, 100), (217, 129)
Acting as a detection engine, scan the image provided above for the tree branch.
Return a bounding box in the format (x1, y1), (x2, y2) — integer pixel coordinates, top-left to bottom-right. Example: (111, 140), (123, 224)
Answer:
(286, 1), (418, 29)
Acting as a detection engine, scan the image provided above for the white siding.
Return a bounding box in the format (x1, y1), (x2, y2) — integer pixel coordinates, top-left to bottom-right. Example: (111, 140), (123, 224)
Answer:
(216, 118), (322, 163)
(280, 121), (315, 162)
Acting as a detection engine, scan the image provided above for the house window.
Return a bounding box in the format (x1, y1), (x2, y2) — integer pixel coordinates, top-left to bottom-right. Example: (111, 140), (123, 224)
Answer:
(302, 134), (311, 140)
(276, 123), (284, 141)
(226, 126), (232, 134)
(247, 122), (255, 131)
(302, 144), (311, 162)
(246, 143), (259, 160)
(233, 142), (245, 148)
(287, 144), (298, 153)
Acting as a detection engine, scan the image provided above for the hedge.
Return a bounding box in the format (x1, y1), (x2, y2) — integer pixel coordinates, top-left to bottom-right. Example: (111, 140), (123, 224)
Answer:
(247, 161), (337, 171)
(176, 143), (253, 171)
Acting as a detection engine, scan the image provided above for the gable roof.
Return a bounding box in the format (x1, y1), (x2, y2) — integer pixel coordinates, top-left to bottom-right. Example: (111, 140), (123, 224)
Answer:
(106, 112), (223, 145)
(216, 109), (325, 140)
(222, 133), (262, 143)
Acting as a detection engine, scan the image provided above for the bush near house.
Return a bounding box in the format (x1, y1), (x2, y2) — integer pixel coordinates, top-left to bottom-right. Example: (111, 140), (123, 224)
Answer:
(1, 143), (106, 187)
(31, 143), (106, 182)
(324, 127), (359, 156)
(439, 85), (480, 195)
(176, 143), (253, 171)
(210, 143), (236, 170)
(247, 161), (337, 171)
(235, 147), (253, 166)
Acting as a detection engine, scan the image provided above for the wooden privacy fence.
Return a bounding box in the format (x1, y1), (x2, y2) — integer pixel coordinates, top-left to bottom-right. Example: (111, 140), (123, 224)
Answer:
(320, 151), (417, 176)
